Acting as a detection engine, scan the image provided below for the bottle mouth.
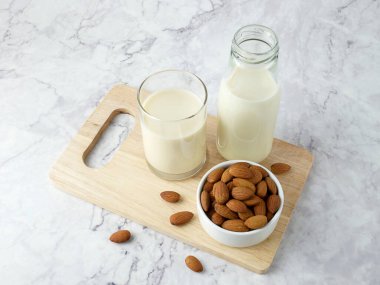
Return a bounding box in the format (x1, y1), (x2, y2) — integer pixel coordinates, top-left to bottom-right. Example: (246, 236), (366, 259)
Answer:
(232, 24), (279, 64)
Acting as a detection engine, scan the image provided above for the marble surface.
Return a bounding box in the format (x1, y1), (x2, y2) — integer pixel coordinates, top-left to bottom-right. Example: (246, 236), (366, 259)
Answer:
(1, 0), (380, 284)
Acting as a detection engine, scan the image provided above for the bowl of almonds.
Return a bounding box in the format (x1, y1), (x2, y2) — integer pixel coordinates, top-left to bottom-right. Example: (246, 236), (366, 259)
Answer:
(196, 160), (284, 247)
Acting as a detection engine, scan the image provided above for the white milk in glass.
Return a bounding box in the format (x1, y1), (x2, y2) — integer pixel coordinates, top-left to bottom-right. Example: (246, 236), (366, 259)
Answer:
(217, 66), (280, 162)
(141, 88), (206, 174)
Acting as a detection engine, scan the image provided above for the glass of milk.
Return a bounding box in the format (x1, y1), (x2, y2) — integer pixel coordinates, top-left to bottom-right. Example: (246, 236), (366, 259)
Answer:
(137, 70), (208, 180)
(217, 24), (280, 162)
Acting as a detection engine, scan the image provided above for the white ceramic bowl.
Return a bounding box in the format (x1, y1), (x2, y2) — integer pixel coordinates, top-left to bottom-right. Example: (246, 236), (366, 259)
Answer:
(196, 160), (284, 247)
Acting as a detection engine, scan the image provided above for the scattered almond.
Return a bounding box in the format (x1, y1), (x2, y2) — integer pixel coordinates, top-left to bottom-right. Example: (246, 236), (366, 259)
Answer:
(244, 215), (268, 230)
(200, 191), (210, 212)
(207, 168), (225, 183)
(109, 230), (131, 243)
(267, 195), (281, 213)
(222, 219), (249, 232)
(265, 177), (278, 194)
(170, 211), (194, 226)
(185, 255), (203, 272)
(160, 191), (180, 203)
(213, 181), (229, 204)
(231, 187), (253, 201)
(226, 199), (248, 213)
(271, 162), (291, 174)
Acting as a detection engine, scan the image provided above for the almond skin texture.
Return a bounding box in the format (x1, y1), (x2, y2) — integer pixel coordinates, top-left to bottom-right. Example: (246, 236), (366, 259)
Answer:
(221, 168), (234, 183)
(271, 163), (291, 174)
(231, 187), (254, 200)
(211, 211), (225, 225)
(160, 191), (180, 203)
(203, 181), (214, 192)
(229, 162), (250, 169)
(250, 165), (269, 178)
(238, 208), (254, 221)
(214, 204), (238, 219)
(229, 165), (253, 179)
(254, 200), (267, 216)
(256, 180), (267, 198)
(265, 177), (278, 194)
(207, 168), (225, 183)
(213, 181), (229, 204)
(267, 195), (281, 213)
(244, 215), (268, 230)
(249, 168), (263, 184)
(222, 219), (249, 232)
(232, 178), (255, 191)
(200, 191), (210, 212)
(244, 195), (263, 206)
(170, 211), (194, 226)
(109, 230), (131, 243)
(185, 256), (203, 272)
(226, 199), (248, 213)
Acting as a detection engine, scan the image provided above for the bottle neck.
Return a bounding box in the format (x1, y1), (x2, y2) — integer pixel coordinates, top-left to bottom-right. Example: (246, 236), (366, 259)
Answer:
(231, 24), (279, 69)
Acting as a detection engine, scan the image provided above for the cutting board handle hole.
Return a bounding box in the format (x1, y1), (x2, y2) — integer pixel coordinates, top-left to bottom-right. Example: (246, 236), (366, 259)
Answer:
(83, 110), (135, 168)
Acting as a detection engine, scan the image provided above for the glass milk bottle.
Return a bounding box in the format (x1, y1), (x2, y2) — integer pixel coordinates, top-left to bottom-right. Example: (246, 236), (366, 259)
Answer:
(217, 24), (280, 162)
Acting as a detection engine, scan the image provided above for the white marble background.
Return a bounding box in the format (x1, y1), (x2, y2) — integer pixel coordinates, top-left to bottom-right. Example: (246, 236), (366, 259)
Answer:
(1, 0), (380, 284)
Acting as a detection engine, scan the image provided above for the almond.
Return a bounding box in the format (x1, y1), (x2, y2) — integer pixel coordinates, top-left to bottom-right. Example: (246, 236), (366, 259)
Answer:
(271, 163), (291, 174)
(266, 211), (274, 222)
(231, 187), (254, 200)
(229, 165), (253, 179)
(207, 168), (225, 183)
(227, 181), (234, 191)
(203, 181), (214, 192)
(244, 195), (263, 206)
(256, 181), (267, 198)
(222, 219), (249, 232)
(249, 168), (263, 184)
(221, 168), (233, 183)
(170, 211), (194, 225)
(209, 189), (215, 200)
(238, 208), (254, 221)
(214, 204), (238, 219)
(250, 165), (269, 178)
(265, 177), (278, 194)
(254, 200), (267, 216)
(213, 181), (229, 204)
(226, 199), (248, 213)
(185, 255), (203, 272)
(109, 230), (131, 243)
(244, 215), (268, 230)
(200, 191), (210, 212)
(229, 162), (250, 169)
(210, 211), (225, 225)
(267, 194), (281, 213)
(232, 178), (255, 191)
(160, 191), (180, 203)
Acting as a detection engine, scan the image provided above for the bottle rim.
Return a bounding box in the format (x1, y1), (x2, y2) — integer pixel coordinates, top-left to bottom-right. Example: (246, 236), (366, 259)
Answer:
(232, 24), (279, 64)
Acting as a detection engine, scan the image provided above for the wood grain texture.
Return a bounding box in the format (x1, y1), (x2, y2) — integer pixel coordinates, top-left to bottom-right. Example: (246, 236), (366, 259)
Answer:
(49, 85), (313, 274)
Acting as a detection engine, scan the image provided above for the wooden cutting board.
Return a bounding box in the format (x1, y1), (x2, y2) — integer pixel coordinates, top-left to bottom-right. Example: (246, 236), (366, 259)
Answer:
(50, 85), (313, 274)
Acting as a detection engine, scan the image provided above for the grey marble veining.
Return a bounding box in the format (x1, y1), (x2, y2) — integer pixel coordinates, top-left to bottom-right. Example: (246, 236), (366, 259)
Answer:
(1, 0), (380, 284)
